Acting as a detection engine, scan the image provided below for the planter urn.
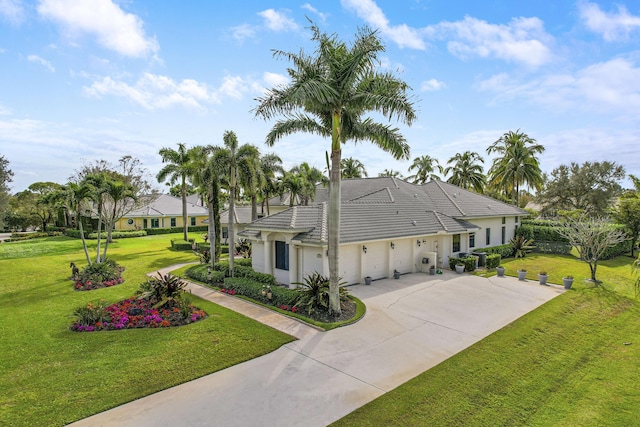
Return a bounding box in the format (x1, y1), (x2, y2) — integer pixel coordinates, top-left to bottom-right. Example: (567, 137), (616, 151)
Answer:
(562, 277), (574, 289)
(394, 271), (401, 279)
(538, 274), (548, 285)
(429, 266), (436, 276)
(364, 276), (372, 286)
(455, 264), (465, 274)
(517, 270), (527, 281)
(496, 267), (505, 277)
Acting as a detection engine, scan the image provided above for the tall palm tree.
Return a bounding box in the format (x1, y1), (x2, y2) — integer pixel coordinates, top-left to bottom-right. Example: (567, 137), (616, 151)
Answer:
(64, 181), (94, 265)
(443, 151), (486, 193)
(378, 169), (404, 179)
(254, 23), (416, 314)
(100, 175), (136, 260)
(259, 153), (283, 216)
(289, 162), (327, 205)
(236, 144), (263, 222)
(341, 157), (368, 179)
(157, 143), (196, 242)
(407, 155), (440, 184)
(487, 129), (545, 206)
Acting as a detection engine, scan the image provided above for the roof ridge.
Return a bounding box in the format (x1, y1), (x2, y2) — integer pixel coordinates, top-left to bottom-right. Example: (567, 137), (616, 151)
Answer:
(290, 206), (298, 228)
(433, 211), (448, 232)
(320, 202), (327, 241)
(434, 180), (466, 216)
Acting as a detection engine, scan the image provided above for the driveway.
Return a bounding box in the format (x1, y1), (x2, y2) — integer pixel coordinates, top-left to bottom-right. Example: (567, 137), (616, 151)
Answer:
(69, 272), (563, 427)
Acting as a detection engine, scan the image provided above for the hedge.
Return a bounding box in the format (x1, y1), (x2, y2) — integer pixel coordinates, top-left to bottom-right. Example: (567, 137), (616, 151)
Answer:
(5, 231), (63, 242)
(486, 253), (501, 269)
(475, 244), (514, 259)
(534, 241), (573, 255)
(144, 226), (208, 235)
(87, 230), (147, 239)
(448, 256), (477, 272)
(185, 264), (225, 284)
(171, 239), (195, 251)
(223, 277), (298, 307)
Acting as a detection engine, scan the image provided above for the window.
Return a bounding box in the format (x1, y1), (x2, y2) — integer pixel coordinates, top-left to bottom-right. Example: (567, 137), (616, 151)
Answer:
(170, 217), (176, 227)
(151, 218), (159, 228)
(143, 219), (148, 229)
(515, 216), (519, 224)
(502, 216), (506, 225)
(127, 218), (134, 225)
(469, 233), (475, 248)
(501, 226), (506, 244)
(222, 227), (228, 239)
(190, 217), (196, 226)
(486, 228), (491, 245)
(453, 234), (461, 252)
(275, 241), (289, 270)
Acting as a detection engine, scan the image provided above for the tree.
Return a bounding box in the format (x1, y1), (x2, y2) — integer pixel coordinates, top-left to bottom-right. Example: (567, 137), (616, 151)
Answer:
(487, 129), (544, 206)
(407, 155), (440, 184)
(378, 169), (404, 179)
(259, 153), (283, 216)
(254, 22), (416, 314)
(63, 181), (95, 264)
(552, 214), (627, 283)
(341, 157), (368, 179)
(99, 174), (136, 259)
(25, 182), (63, 231)
(157, 143), (197, 242)
(612, 178), (640, 257)
(443, 151), (485, 193)
(0, 155), (14, 230)
(235, 144), (262, 222)
(537, 161), (625, 217)
(289, 162), (326, 205)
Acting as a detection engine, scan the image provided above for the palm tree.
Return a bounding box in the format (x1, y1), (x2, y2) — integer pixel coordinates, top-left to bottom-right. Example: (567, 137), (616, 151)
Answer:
(100, 175), (136, 260)
(259, 153), (283, 216)
(443, 151), (486, 193)
(378, 169), (404, 179)
(289, 162), (327, 205)
(254, 23), (416, 314)
(407, 155), (440, 184)
(157, 143), (196, 242)
(64, 181), (94, 265)
(487, 129), (545, 206)
(235, 144), (262, 222)
(341, 157), (368, 179)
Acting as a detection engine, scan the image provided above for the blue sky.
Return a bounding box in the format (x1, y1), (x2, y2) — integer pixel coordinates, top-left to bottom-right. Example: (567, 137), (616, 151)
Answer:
(1, 0), (639, 192)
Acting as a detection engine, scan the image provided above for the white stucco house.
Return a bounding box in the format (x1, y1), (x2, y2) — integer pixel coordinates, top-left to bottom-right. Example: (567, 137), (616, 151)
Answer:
(239, 177), (526, 287)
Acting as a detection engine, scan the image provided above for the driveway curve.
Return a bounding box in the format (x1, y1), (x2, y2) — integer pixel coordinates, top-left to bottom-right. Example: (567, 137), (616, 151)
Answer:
(69, 271), (563, 427)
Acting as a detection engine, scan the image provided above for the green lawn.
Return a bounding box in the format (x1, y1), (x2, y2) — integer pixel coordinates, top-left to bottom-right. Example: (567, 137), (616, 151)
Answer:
(333, 252), (640, 426)
(0, 234), (294, 427)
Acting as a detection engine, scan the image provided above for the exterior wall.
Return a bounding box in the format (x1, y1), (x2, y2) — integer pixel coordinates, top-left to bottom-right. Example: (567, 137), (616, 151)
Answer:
(469, 216), (518, 249)
(252, 240), (265, 272)
(301, 246), (327, 279)
(115, 215), (208, 231)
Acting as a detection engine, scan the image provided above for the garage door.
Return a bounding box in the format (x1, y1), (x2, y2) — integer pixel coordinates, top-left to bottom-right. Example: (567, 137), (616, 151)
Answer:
(339, 244), (361, 285)
(363, 241), (387, 280)
(393, 239), (412, 274)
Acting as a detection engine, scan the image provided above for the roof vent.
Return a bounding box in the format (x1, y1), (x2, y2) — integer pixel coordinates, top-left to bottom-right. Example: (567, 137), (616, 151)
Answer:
(412, 220), (417, 226)
(413, 194), (418, 198)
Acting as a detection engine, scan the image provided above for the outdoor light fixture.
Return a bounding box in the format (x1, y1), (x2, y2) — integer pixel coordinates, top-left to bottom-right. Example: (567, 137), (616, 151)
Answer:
(417, 240), (421, 247)
(207, 266), (212, 283)
(390, 242), (395, 249)
(362, 245), (367, 253)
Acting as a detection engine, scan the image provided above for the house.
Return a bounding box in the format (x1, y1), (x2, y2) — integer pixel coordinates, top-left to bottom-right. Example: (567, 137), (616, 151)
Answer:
(115, 194), (209, 230)
(240, 177), (526, 287)
(219, 206), (254, 244)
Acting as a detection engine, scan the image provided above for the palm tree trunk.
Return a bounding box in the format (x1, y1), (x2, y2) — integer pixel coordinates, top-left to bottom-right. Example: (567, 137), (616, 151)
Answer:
(328, 110), (342, 315)
(251, 193), (258, 222)
(229, 168), (236, 277)
(207, 190), (216, 270)
(95, 199), (103, 263)
(78, 211), (91, 265)
(181, 174), (188, 242)
(213, 181), (221, 263)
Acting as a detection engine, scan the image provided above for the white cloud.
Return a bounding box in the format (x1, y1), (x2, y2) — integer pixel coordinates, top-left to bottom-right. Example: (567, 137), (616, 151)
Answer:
(231, 23), (257, 42)
(0, 104), (11, 115)
(0, 0), (25, 25)
(27, 54), (55, 72)
(428, 16), (554, 67)
(479, 58), (640, 114)
(341, 0), (426, 49)
(579, 0), (640, 42)
(301, 3), (327, 21)
(420, 79), (446, 92)
(258, 9), (298, 32)
(37, 0), (159, 58)
(263, 72), (289, 87)
(82, 72), (267, 110)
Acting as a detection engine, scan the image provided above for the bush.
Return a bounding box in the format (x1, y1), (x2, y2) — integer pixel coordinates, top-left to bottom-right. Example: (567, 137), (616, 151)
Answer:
(73, 260), (125, 291)
(137, 272), (187, 308)
(87, 230), (147, 239)
(448, 256), (477, 272)
(185, 264), (225, 284)
(223, 277), (298, 307)
(144, 226), (208, 235)
(293, 272), (349, 316)
(171, 239), (195, 251)
(534, 241), (573, 255)
(65, 229), (87, 239)
(486, 253), (501, 269)
(479, 244), (514, 259)
(5, 231), (63, 242)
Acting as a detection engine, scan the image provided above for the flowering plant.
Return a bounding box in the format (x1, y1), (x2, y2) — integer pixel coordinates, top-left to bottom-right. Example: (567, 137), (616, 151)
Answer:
(72, 259), (126, 291)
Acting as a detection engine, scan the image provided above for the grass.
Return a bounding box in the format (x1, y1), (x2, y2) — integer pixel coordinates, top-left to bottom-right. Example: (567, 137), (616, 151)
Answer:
(0, 234), (294, 427)
(333, 252), (640, 426)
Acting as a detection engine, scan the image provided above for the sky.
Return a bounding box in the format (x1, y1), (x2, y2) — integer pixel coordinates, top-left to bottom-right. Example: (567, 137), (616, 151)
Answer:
(1, 0), (639, 193)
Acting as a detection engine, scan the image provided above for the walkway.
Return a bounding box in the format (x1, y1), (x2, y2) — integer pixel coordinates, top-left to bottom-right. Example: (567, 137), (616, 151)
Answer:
(70, 270), (564, 427)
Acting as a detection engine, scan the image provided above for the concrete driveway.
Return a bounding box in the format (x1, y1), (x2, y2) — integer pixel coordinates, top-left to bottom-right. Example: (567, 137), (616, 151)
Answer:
(70, 272), (563, 427)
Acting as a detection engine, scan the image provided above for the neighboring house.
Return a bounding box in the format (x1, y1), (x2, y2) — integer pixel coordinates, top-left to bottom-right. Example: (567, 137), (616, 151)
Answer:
(240, 177), (526, 287)
(115, 194), (209, 230)
(218, 206), (254, 244)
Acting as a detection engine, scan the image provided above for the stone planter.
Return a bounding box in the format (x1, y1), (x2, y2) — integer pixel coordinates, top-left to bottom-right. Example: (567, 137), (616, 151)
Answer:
(455, 264), (465, 274)
(393, 271), (401, 279)
(496, 267), (505, 277)
(538, 274), (548, 285)
(364, 276), (372, 286)
(517, 270), (527, 281)
(562, 277), (574, 289)
(429, 267), (436, 275)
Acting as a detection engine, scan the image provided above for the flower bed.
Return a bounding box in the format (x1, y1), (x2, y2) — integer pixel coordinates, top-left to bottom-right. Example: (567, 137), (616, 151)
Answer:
(70, 297), (207, 332)
(71, 260), (126, 291)
(74, 276), (124, 291)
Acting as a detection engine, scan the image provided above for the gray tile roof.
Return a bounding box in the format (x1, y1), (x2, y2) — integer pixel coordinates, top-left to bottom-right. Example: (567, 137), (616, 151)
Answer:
(244, 177), (525, 244)
(220, 206), (253, 225)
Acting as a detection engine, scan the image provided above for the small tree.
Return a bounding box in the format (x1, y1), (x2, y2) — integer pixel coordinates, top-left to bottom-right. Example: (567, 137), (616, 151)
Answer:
(553, 214), (627, 283)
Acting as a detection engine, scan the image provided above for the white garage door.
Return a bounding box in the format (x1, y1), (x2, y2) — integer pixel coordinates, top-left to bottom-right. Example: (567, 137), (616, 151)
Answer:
(393, 239), (412, 274)
(339, 244), (361, 285)
(363, 241), (388, 280)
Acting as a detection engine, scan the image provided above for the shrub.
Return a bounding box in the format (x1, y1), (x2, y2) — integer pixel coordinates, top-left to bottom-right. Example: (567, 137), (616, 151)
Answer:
(486, 253), (501, 269)
(136, 272), (187, 308)
(534, 241), (573, 255)
(223, 277), (298, 307)
(293, 272), (348, 316)
(185, 264), (225, 285)
(171, 239), (195, 251)
(448, 256), (477, 272)
(478, 244), (514, 258)
(65, 229), (87, 239)
(510, 236), (535, 258)
(74, 260), (125, 291)
(73, 299), (110, 326)
(144, 226), (208, 235)
(5, 231), (63, 242)
(87, 230), (147, 239)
